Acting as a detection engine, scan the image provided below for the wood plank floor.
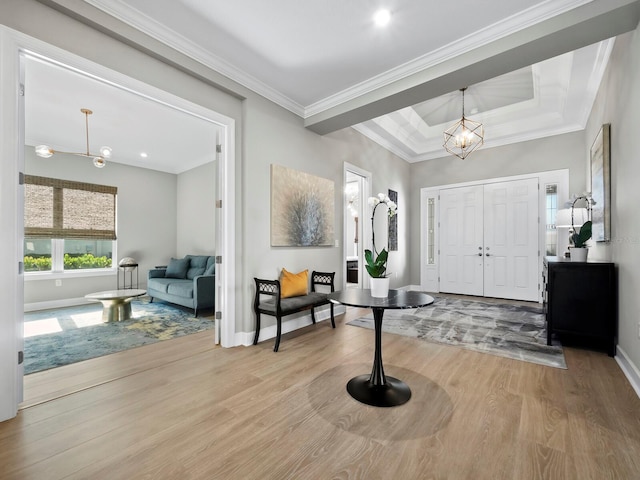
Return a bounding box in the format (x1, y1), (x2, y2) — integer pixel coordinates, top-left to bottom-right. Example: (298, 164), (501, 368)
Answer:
(2, 305), (640, 479)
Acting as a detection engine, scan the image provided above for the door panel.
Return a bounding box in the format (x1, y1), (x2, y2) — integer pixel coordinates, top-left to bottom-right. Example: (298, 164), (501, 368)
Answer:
(484, 178), (539, 301)
(440, 185), (484, 296)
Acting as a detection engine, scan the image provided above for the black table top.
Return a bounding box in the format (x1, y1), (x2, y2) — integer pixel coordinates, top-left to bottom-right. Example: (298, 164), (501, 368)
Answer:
(328, 289), (434, 310)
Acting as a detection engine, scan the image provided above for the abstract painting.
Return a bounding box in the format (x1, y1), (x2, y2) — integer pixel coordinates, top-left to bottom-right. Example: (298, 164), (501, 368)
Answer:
(590, 124), (611, 242)
(388, 189), (398, 251)
(271, 164), (334, 246)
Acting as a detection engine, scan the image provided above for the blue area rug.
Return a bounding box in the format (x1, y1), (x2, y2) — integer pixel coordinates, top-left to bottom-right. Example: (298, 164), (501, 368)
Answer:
(348, 296), (566, 369)
(24, 298), (214, 374)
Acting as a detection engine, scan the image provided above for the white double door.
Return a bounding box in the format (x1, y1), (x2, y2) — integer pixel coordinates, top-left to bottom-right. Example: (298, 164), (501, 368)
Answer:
(439, 178), (539, 301)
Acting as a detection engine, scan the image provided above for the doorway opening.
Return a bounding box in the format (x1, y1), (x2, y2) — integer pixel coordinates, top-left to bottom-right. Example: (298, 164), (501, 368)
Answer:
(343, 164), (371, 290)
(2, 32), (236, 412)
(420, 170), (569, 302)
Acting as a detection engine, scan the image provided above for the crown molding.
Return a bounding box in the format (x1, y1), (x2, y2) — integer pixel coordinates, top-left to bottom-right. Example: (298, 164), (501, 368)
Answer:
(577, 37), (615, 127)
(304, 0), (593, 118)
(82, 0), (305, 116)
(83, 0), (592, 119)
(351, 125), (413, 162)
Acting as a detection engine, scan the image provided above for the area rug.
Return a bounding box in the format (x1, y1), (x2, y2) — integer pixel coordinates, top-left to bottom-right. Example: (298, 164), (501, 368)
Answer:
(24, 298), (214, 374)
(347, 296), (566, 369)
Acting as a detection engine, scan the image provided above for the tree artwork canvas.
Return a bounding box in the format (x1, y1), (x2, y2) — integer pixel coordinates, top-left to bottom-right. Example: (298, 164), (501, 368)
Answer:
(270, 164), (334, 247)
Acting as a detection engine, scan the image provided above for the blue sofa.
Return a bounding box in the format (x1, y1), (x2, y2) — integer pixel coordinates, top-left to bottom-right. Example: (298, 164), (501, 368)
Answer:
(147, 255), (215, 316)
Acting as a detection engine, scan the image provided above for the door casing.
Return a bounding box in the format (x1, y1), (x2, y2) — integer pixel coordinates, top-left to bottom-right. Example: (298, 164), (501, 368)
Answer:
(420, 169), (569, 302)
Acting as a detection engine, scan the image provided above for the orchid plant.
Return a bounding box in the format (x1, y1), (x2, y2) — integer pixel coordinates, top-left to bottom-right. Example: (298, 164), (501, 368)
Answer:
(365, 193), (397, 278)
(565, 192), (596, 248)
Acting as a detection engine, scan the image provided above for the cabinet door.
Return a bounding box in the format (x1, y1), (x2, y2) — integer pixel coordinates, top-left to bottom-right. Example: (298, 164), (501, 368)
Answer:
(550, 264), (612, 337)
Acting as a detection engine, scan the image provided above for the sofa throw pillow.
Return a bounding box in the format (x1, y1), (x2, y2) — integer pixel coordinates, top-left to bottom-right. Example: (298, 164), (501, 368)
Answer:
(280, 268), (308, 298)
(204, 262), (215, 276)
(165, 257), (189, 279)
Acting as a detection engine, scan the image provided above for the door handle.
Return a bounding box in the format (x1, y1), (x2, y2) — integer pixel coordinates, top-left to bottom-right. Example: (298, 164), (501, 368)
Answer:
(478, 253), (483, 256)
(486, 253), (491, 257)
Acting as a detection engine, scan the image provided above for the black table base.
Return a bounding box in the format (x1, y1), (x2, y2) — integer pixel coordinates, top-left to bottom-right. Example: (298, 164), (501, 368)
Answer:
(346, 374), (411, 407)
(348, 306), (411, 407)
(327, 289), (434, 408)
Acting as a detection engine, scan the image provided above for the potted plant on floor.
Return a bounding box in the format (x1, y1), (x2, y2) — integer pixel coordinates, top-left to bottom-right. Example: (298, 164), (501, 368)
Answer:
(366, 193), (397, 297)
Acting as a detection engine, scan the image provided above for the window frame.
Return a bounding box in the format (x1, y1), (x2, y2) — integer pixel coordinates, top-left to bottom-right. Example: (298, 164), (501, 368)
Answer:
(23, 175), (118, 279)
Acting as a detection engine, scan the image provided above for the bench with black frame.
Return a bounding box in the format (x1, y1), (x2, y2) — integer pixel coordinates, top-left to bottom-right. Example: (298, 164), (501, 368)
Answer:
(253, 271), (336, 352)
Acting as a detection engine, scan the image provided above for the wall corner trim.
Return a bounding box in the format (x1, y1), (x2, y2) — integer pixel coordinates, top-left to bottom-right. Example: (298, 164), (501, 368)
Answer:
(615, 345), (640, 400)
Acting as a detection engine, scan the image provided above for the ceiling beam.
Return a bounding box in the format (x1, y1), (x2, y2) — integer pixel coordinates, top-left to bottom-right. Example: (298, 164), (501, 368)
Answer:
(305, 0), (640, 135)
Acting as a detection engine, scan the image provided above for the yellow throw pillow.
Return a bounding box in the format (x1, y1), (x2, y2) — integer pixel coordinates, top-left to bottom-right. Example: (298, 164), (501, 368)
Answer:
(280, 268), (309, 298)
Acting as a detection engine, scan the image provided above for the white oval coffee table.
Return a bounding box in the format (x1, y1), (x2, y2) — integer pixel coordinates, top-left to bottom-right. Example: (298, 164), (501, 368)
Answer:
(85, 289), (147, 322)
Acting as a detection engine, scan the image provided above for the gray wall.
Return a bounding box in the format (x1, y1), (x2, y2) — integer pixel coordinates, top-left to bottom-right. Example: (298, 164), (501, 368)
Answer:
(241, 96), (410, 332)
(177, 161), (216, 257)
(585, 27), (640, 373)
(2, 1), (410, 337)
(24, 147), (177, 304)
(1, 0), (243, 320)
(408, 131), (587, 284)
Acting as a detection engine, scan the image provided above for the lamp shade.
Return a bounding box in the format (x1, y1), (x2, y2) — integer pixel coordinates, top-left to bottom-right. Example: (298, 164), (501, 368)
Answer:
(556, 207), (588, 228)
(556, 209), (572, 228)
(119, 257), (137, 272)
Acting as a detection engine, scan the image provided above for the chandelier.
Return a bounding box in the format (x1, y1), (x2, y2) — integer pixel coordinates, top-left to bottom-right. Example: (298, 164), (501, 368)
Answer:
(443, 87), (484, 160)
(35, 108), (112, 168)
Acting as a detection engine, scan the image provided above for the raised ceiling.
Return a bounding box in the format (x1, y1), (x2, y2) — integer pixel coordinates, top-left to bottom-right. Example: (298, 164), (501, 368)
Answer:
(24, 56), (220, 174)
(29, 0), (640, 168)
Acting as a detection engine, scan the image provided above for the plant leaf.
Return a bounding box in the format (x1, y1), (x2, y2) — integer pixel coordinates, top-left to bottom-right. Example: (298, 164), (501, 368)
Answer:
(572, 220), (592, 247)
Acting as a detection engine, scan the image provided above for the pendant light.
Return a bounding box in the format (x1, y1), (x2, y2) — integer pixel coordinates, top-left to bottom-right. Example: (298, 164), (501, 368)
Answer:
(35, 108), (112, 168)
(443, 88), (484, 159)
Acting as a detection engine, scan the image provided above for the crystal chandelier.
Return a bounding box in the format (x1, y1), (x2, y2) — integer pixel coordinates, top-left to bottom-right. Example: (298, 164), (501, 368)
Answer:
(35, 108), (112, 168)
(443, 88), (484, 160)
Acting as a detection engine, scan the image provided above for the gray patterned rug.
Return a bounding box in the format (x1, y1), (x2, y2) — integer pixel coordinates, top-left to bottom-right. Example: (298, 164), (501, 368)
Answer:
(347, 296), (566, 369)
(24, 298), (214, 375)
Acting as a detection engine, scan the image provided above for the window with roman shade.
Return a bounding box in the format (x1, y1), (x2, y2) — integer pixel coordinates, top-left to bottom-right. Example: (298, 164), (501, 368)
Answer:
(24, 175), (117, 240)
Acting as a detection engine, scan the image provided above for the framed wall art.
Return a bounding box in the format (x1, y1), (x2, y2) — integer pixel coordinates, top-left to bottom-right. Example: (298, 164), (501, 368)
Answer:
(271, 164), (334, 247)
(590, 123), (611, 242)
(388, 189), (398, 251)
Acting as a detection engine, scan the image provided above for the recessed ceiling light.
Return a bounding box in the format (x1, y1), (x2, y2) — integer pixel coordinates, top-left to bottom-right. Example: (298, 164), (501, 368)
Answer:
(374, 9), (391, 27)
(140, 152), (148, 158)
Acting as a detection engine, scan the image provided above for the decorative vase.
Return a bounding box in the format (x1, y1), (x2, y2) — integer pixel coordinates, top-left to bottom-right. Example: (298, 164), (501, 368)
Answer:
(370, 277), (390, 297)
(569, 247), (588, 262)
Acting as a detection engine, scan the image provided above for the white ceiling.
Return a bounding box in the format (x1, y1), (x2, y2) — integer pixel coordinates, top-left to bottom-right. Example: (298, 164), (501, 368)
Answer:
(25, 56), (221, 174)
(25, 0), (639, 170)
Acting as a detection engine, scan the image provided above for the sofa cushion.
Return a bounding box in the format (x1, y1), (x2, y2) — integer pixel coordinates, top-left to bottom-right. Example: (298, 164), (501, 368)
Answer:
(167, 281), (194, 298)
(204, 257), (215, 276)
(165, 257), (189, 279)
(261, 292), (328, 314)
(147, 277), (173, 293)
(186, 255), (212, 279)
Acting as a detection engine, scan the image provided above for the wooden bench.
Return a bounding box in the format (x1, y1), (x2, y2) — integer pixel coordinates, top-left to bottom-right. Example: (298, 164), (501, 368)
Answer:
(253, 271), (336, 352)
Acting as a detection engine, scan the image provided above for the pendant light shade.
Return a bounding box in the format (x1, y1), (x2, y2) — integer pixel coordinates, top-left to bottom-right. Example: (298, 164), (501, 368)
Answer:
(35, 108), (112, 168)
(443, 88), (484, 160)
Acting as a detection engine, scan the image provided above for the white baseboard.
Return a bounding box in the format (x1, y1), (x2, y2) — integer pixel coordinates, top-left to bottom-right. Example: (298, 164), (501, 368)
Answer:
(615, 346), (640, 399)
(24, 297), (92, 312)
(237, 304), (346, 347)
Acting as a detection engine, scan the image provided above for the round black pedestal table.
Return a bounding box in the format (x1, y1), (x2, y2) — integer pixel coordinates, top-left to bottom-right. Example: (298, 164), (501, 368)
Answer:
(328, 289), (434, 407)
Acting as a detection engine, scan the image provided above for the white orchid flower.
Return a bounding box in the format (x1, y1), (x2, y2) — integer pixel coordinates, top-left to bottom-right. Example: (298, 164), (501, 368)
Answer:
(370, 192), (399, 215)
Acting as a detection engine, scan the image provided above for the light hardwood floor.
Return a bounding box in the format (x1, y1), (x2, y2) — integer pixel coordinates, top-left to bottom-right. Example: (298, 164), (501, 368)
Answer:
(2, 305), (640, 479)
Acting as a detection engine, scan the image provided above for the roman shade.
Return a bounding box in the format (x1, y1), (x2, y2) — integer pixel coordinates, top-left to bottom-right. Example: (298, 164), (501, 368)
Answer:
(24, 175), (117, 240)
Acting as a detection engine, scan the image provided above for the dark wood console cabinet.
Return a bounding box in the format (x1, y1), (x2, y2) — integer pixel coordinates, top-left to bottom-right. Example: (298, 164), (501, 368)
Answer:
(543, 256), (617, 356)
